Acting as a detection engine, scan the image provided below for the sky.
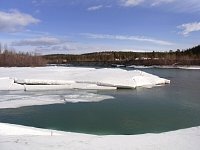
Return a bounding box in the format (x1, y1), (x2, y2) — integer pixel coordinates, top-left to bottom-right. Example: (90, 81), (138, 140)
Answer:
(0, 0), (200, 54)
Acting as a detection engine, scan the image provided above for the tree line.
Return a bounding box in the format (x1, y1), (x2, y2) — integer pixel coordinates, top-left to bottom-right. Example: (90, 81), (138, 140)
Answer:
(0, 44), (199, 67)
(0, 50), (47, 67)
(44, 45), (200, 66)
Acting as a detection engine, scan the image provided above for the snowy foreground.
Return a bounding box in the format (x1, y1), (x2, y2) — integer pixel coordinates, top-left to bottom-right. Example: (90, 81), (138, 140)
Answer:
(0, 123), (200, 150)
(0, 67), (169, 108)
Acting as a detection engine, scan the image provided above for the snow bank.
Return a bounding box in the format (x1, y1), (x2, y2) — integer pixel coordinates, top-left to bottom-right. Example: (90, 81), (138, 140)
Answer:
(127, 65), (154, 69)
(0, 123), (199, 150)
(155, 66), (200, 69)
(177, 66), (200, 70)
(0, 123), (61, 136)
(127, 65), (200, 70)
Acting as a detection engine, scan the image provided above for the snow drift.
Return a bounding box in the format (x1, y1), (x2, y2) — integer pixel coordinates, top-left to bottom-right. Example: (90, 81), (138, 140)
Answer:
(0, 123), (199, 150)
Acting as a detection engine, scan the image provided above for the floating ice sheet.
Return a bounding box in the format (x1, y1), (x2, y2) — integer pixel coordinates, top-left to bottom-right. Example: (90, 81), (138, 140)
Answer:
(0, 67), (169, 108)
(0, 67), (170, 91)
(0, 90), (113, 109)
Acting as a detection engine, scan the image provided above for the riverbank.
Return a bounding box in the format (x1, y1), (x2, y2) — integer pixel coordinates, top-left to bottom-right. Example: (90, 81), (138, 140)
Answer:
(0, 123), (200, 150)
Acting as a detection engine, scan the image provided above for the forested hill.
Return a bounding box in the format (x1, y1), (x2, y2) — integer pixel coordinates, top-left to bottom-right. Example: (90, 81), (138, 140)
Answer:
(183, 45), (200, 55)
(44, 45), (200, 66)
(0, 45), (199, 67)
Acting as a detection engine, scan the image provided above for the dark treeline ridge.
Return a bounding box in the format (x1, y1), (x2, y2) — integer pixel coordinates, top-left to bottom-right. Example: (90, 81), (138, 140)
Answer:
(44, 45), (200, 67)
(1, 45), (199, 67)
(0, 50), (47, 67)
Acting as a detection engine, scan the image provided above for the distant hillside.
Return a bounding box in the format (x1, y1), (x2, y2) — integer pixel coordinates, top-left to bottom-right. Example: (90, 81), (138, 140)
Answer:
(44, 45), (200, 66)
(0, 44), (199, 67)
(183, 45), (200, 55)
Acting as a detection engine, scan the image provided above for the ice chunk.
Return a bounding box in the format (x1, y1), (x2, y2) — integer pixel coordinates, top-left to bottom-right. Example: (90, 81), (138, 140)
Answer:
(0, 77), (24, 90)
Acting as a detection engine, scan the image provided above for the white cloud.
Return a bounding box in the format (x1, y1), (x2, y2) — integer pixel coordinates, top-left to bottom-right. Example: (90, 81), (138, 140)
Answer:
(87, 5), (103, 11)
(0, 10), (40, 32)
(34, 42), (108, 54)
(151, 0), (175, 6)
(12, 37), (63, 46)
(121, 0), (144, 7)
(174, 0), (200, 13)
(83, 33), (173, 45)
(120, 0), (200, 11)
(120, 0), (174, 7)
(178, 22), (200, 36)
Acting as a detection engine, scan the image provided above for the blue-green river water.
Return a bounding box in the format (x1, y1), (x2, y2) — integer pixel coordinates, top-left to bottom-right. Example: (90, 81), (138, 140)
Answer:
(0, 68), (200, 135)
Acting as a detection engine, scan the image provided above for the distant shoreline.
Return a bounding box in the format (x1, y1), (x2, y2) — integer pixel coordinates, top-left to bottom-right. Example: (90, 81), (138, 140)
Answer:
(47, 63), (200, 70)
(44, 46), (200, 67)
(1, 45), (199, 67)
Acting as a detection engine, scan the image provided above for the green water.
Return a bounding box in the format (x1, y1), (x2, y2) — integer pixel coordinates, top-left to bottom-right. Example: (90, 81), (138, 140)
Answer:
(0, 68), (200, 135)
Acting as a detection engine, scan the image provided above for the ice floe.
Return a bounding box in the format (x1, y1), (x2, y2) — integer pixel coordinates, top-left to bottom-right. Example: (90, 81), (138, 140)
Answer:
(0, 67), (169, 108)
(0, 67), (170, 91)
(0, 90), (113, 109)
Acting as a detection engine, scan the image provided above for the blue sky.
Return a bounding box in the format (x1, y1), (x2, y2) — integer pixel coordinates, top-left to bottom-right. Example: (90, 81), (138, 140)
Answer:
(0, 0), (199, 54)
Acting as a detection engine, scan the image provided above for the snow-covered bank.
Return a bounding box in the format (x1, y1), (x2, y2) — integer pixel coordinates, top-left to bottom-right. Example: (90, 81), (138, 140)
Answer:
(177, 66), (200, 70)
(0, 123), (199, 150)
(127, 65), (200, 70)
